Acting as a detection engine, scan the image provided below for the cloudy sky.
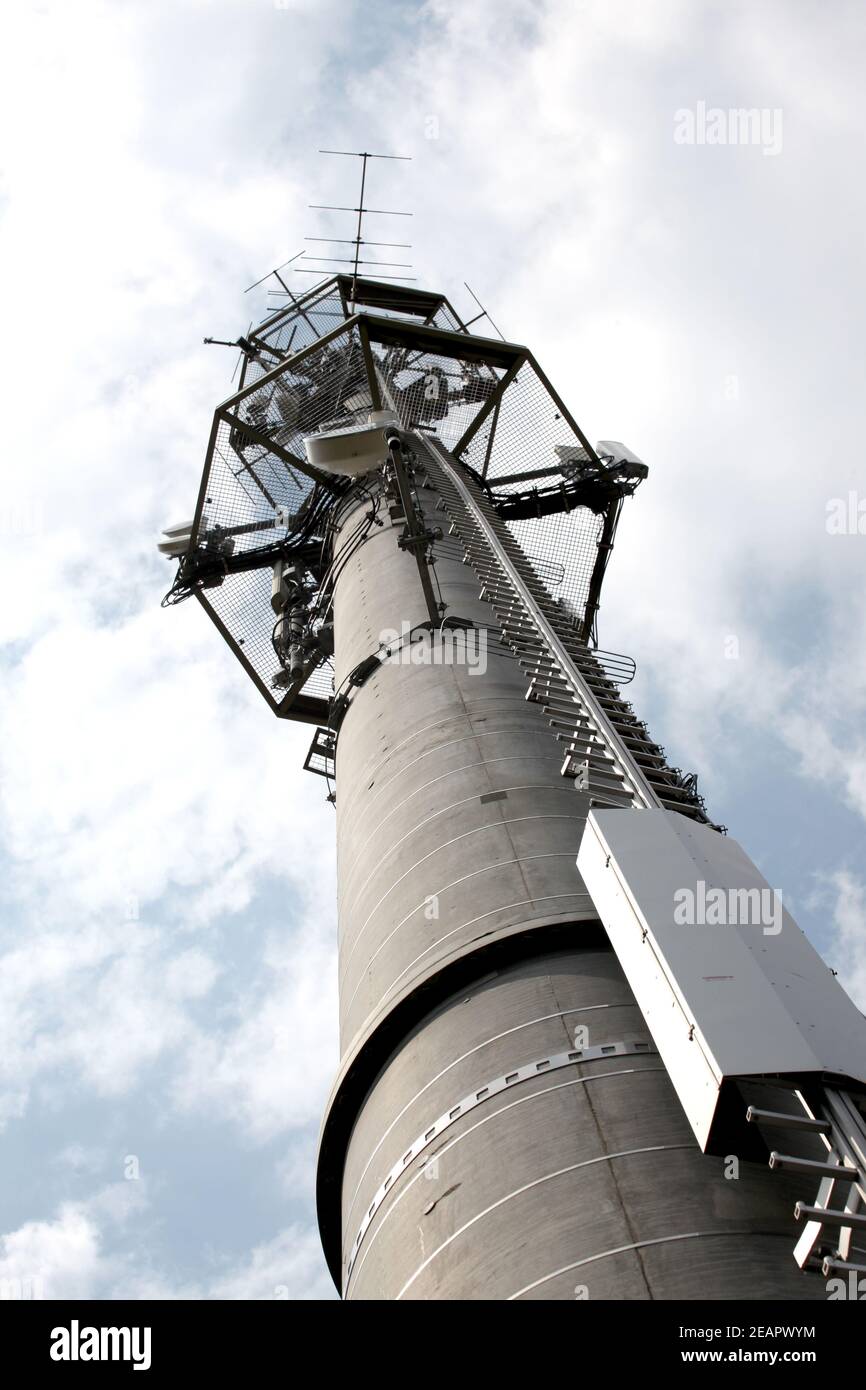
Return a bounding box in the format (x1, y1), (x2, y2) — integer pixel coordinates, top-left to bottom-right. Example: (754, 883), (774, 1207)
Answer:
(1, 0), (864, 1300)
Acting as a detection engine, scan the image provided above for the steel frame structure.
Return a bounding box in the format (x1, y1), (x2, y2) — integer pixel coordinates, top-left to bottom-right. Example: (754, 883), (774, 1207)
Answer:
(179, 276), (649, 730)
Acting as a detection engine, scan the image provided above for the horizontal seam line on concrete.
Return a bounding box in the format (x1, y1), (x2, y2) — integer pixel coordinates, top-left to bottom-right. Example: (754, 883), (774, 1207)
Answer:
(341, 784), (579, 906)
(506, 1230), (793, 1299)
(339, 856), (589, 1000)
(343, 1001), (623, 1229)
(366, 897), (598, 1028)
(395, 1142), (697, 1299)
(345, 1042), (657, 1278)
(339, 723), (558, 820)
(339, 755), (564, 882)
(345, 1065), (668, 1292)
(339, 818), (586, 982)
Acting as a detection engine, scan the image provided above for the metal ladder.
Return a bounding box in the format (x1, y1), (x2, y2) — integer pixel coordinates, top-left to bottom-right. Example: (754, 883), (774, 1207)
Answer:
(746, 1084), (866, 1276)
(418, 439), (710, 822)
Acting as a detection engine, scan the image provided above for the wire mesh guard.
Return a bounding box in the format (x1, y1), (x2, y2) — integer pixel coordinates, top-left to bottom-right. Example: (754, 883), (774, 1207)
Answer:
(244, 276), (608, 625)
(241, 275), (465, 392)
(242, 282), (347, 390)
(191, 324), (377, 712)
(303, 726), (337, 781)
(371, 339), (504, 453)
(185, 283), (621, 719)
(374, 345), (609, 624)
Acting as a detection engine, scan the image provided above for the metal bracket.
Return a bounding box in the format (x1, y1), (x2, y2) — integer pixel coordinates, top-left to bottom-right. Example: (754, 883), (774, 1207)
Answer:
(304, 726), (336, 782)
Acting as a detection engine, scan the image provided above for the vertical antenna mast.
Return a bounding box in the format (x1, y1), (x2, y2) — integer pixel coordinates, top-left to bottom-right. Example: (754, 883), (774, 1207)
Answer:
(351, 151), (368, 298)
(306, 149), (414, 308)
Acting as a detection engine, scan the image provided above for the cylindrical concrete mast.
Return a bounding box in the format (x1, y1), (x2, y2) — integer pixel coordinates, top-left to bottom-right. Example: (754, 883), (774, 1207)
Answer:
(316, 441), (823, 1301)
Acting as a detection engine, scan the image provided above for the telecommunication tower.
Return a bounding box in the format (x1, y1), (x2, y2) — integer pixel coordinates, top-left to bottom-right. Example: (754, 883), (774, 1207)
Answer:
(162, 237), (866, 1299)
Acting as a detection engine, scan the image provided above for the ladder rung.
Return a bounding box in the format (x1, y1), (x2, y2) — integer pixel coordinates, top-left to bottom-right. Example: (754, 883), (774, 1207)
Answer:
(581, 767), (627, 786)
(521, 658), (568, 673)
(747, 1107), (830, 1133)
(528, 681), (573, 696)
(769, 1152), (861, 1182)
(647, 781), (695, 801)
(658, 801), (705, 819)
(795, 1203), (866, 1229)
(561, 748), (619, 771)
(822, 1255), (866, 1276)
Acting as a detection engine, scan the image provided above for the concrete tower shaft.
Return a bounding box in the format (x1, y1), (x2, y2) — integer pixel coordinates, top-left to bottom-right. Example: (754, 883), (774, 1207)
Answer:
(332, 478), (596, 1049)
(317, 441), (825, 1300)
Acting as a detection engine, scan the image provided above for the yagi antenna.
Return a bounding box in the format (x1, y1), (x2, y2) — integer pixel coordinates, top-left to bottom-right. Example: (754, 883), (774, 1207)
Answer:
(303, 149), (414, 303)
(202, 321), (255, 384)
(463, 283), (506, 342)
(231, 322), (253, 384)
(244, 249), (306, 294)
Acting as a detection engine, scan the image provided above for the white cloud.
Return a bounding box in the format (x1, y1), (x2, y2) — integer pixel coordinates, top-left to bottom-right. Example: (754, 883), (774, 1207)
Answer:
(52, 1144), (109, 1176)
(0, 1204), (103, 1302)
(0, 1181), (145, 1301)
(171, 923), (338, 1141)
(0, 1182), (333, 1301)
(0, 604), (335, 920)
(812, 869), (866, 1009)
(0, 871), (338, 1133)
(197, 1226), (334, 1302)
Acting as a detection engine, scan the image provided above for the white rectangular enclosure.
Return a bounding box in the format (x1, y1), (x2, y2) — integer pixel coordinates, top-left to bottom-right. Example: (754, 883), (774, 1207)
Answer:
(577, 809), (866, 1148)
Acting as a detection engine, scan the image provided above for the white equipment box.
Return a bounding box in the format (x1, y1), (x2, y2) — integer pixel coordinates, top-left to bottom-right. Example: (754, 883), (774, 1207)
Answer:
(577, 809), (866, 1149)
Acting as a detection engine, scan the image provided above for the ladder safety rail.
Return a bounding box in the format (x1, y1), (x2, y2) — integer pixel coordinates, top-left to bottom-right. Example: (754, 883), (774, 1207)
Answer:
(419, 437), (710, 820)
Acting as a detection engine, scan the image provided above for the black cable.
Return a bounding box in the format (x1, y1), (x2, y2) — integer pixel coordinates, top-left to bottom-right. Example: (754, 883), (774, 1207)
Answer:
(318, 507), (377, 600)
(160, 478), (348, 608)
(310, 489), (382, 622)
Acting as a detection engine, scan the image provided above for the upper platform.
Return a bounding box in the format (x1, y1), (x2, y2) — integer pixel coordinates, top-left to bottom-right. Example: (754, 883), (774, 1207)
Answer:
(173, 276), (646, 723)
